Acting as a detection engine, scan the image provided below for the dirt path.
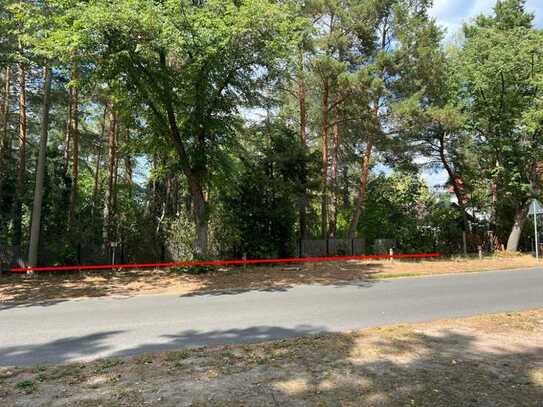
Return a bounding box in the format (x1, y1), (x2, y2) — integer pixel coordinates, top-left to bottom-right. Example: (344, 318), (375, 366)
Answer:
(1, 309), (542, 406)
(0, 254), (539, 307)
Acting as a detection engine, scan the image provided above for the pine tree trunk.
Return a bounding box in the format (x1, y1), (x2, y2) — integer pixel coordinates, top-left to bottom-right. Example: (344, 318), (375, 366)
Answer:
(346, 26), (387, 241)
(62, 89), (72, 177)
(342, 166), (349, 209)
(103, 106), (117, 249)
(297, 49), (307, 240)
(298, 52), (307, 146)
(329, 111), (340, 237)
(92, 105), (107, 216)
(0, 66), (11, 173)
(67, 77), (79, 230)
(0, 65), (11, 204)
(321, 79), (329, 239)
(11, 63), (27, 263)
(112, 147), (119, 249)
(112, 127), (119, 222)
(124, 126), (133, 197)
(347, 138), (373, 239)
(28, 66), (52, 269)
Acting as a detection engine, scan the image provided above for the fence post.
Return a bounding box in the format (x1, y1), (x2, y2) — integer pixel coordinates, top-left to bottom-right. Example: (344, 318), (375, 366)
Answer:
(389, 248), (394, 262)
(326, 239), (329, 256)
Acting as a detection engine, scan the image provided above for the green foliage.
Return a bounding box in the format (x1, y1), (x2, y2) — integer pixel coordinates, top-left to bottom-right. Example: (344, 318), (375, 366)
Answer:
(1, 0), (542, 267)
(360, 172), (440, 252)
(222, 124), (315, 258)
(15, 379), (35, 394)
(458, 0), (543, 242)
(51, 0), (304, 183)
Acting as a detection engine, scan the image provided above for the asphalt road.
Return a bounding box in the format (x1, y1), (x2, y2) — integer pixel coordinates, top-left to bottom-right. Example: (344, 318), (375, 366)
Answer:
(1, 268), (542, 366)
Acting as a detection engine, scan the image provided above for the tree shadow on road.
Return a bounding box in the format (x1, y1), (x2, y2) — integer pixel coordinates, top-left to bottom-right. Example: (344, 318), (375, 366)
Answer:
(177, 262), (380, 297)
(3, 313), (543, 406)
(0, 325), (330, 367)
(0, 330), (125, 366)
(0, 269), (193, 309)
(0, 262), (382, 308)
(112, 325), (331, 357)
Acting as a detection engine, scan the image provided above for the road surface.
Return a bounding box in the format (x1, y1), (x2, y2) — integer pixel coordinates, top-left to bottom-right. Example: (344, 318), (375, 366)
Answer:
(1, 268), (542, 366)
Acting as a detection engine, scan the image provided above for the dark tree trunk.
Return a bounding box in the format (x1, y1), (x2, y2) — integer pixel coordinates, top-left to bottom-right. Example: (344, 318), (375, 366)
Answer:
(62, 89), (72, 177)
(437, 131), (469, 255)
(297, 49), (308, 240)
(124, 127), (133, 197)
(0, 65), (11, 207)
(320, 79), (329, 239)
(0, 66), (11, 175)
(11, 63), (27, 263)
(67, 72), (79, 230)
(342, 166), (349, 209)
(28, 66), (52, 269)
(298, 49), (307, 146)
(92, 105), (107, 216)
(112, 128), (119, 222)
(159, 52), (209, 257)
(191, 184), (208, 257)
(103, 106), (117, 249)
(347, 138), (373, 239)
(329, 109), (340, 238)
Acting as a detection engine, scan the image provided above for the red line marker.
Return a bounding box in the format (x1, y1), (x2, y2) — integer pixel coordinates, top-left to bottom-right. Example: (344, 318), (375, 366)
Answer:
(9, 253), (441, 273)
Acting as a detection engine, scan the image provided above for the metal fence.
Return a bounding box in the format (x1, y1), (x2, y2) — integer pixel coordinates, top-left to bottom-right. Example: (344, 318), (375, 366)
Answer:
(298, 239), (365, 257)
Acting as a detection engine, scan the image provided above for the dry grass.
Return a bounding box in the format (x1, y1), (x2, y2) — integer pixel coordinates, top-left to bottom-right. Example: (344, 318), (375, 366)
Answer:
(1, 309), (542, 406)
(0, 254), (539, 307)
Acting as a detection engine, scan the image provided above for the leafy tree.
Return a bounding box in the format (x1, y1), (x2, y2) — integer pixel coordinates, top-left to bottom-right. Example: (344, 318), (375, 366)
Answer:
(459, 0), (543, 250)
(1, 0), (542, 270)
(44, 0), (303, 256)
(360, 172), (438, 252)
(222, 124), (314, 258)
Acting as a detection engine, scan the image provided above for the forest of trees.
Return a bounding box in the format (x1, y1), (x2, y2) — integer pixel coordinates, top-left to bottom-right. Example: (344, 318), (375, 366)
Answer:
(0, 0), (542, 269)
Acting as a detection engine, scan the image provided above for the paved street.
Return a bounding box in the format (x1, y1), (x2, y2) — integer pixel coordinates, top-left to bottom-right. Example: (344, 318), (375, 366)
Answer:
(1, 268), (542, 366)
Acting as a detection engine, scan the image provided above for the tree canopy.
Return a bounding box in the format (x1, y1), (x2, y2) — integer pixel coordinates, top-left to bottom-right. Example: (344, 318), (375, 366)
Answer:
(0, 0), (542, 269)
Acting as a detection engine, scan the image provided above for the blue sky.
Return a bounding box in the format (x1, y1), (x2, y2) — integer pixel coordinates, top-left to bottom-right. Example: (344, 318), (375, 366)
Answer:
(429, 0), (543, 37)
(418, 0), (542, 188)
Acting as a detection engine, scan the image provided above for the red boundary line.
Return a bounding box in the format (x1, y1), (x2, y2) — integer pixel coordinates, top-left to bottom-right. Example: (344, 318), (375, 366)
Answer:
(9, 253), (440, 273)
